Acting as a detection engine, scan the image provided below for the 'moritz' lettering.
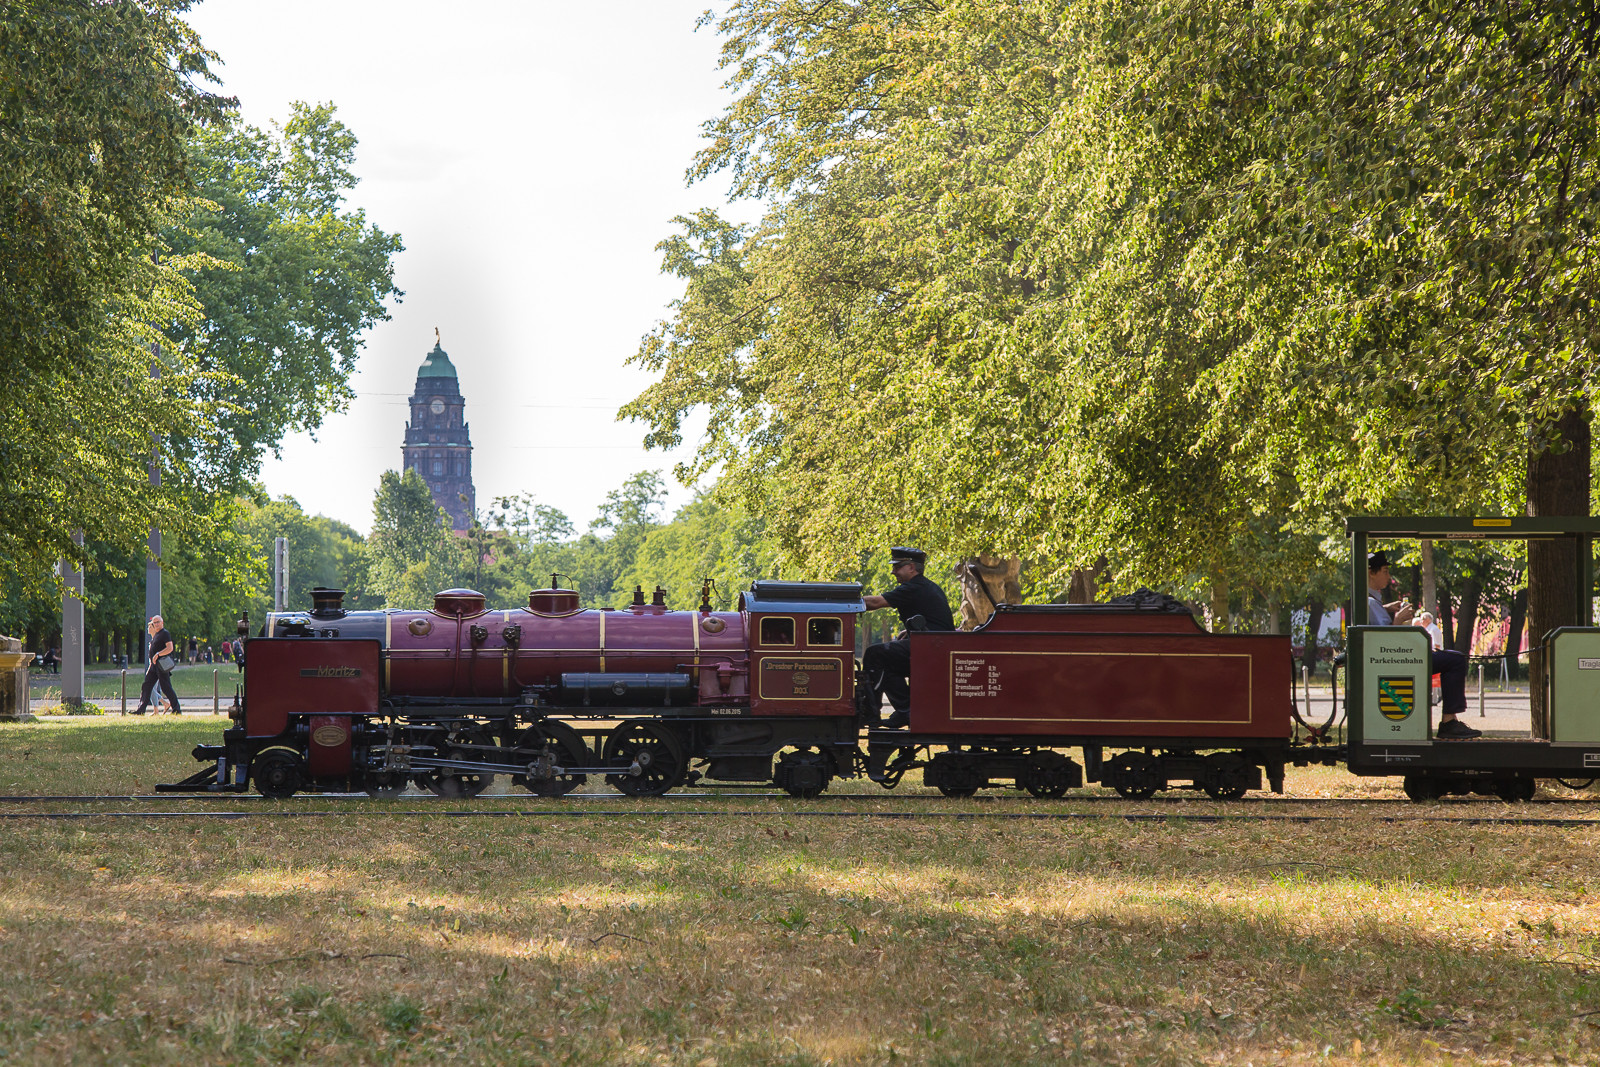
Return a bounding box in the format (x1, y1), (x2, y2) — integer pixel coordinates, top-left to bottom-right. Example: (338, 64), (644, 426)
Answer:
(300, 666), (362, 678)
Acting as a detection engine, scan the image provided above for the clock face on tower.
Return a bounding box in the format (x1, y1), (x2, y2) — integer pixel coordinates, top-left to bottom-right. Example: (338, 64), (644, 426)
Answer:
(430, 398), (445, 415)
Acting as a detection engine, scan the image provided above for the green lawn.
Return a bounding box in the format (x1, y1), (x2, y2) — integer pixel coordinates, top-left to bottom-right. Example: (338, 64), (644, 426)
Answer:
(29, 663), (240, 705)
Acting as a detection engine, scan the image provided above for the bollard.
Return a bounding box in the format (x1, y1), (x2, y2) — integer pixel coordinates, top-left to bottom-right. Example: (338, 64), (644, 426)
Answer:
(213, 669), (219, 716)
(120, 669), (126, 716)
(1301, 665), (1309, 719)
(1479, 663), (1485, 718)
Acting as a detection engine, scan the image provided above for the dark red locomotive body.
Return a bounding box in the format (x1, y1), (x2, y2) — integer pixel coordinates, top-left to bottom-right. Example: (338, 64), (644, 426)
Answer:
(167, 581), (1301, 800)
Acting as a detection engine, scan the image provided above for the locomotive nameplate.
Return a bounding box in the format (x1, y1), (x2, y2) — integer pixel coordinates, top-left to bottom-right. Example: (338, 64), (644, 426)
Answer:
(757, 657), (842, 700)
(300, 666), (362, 678)
(312, 723), (348, 746)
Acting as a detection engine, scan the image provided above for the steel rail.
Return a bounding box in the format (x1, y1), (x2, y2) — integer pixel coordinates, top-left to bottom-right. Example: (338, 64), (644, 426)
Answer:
(0, 808), (1596, 826)
(0, 791), (1596, 805)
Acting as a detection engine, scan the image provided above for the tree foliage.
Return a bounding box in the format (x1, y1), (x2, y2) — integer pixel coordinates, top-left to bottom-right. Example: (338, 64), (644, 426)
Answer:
(0, 0), (232, 588)
(163, 102), (404, 484)
(626, 0), (1599, 605)
(366, 469), (470, 608)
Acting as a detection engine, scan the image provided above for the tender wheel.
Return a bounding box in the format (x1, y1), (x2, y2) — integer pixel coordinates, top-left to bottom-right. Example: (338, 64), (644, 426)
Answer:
(1021, 751), (1076, 798)
(1494, 776), (1536, 803)
(415, 725), (495, 798)
(363, 771), (408, 799)
(511, 721), (590, 797)
(1107, 752), (1162, 799)
(1201, 753), (1253, 801)
(252, 747), (304, 800)
(1402, 774), (1440, 802)
(929, 752), (983, 798)
(604, 723), (686, 797)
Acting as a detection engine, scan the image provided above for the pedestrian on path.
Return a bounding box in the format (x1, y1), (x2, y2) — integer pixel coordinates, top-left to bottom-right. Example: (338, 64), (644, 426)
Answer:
(134, 615), (181, 716)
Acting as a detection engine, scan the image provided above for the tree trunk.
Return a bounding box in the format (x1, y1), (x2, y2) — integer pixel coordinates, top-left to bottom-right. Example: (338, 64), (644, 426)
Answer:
(1505, 582), (1528, 682)
(1452, 573), (1482, 654)
(96, 628), (109, 666)
(958, 554), (1021, 630)
(1527, 404), (1591, 737)
(1420, 540), (1438, 615)
(1438, 575), (1454, 652)
(1209, 576), (1230, 633)
(1265, 594), (1281, 636)
(1302, 597), (1325, 672)
(1066, 567), (1097, 605)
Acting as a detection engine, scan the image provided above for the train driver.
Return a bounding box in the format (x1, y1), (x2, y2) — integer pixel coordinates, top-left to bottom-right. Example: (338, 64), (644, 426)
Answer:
(1367, 550), (1479, 739)
(861, 546), (956, 727)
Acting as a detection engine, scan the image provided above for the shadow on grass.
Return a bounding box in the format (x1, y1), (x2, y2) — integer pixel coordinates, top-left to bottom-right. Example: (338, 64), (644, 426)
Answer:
(0, 817), (1596, 1064)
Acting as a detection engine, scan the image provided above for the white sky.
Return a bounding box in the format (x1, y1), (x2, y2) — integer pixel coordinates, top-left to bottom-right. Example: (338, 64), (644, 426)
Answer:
(187, 0), (742, 535)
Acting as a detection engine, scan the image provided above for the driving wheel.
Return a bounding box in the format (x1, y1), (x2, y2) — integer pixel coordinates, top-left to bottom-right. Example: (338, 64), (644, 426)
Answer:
(415, 725), (495, 798)
(603, 722), (686, 797)
(511, 721), (590, 797)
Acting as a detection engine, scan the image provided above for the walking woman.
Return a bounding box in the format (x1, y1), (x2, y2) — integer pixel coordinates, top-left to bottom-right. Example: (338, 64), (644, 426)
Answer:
(134, 615), (182, 715)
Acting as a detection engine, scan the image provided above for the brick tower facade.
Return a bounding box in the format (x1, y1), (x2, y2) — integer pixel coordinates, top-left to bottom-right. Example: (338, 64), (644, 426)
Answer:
(402, 339), (475, 531)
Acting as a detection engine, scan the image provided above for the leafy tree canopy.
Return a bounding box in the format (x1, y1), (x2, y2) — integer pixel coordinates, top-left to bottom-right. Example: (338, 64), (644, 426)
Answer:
(626, 0), (1599, 598)
(0, 0), (233, 589)
(164, 102), (404, 485)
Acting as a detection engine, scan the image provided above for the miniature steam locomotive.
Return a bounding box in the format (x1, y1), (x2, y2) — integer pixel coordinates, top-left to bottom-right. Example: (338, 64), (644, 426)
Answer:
(163, 579), (1308, 800)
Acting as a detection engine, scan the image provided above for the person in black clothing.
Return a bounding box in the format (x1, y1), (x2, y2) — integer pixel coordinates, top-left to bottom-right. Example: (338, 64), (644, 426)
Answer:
(861, 546), (955, 727)
(134, 615), (181, 715)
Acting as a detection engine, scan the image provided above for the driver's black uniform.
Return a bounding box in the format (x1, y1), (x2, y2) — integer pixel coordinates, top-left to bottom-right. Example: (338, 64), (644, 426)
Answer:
(862, 575), (955, 726)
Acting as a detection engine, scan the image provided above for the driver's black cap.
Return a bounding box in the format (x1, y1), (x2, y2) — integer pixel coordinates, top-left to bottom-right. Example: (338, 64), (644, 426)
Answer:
(890, 546), (927, 567)
(1368, 550), (1393, 572)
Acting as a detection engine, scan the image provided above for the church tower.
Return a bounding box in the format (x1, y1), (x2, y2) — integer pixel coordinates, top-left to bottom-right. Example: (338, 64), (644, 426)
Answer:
(402, 336), (475, 531)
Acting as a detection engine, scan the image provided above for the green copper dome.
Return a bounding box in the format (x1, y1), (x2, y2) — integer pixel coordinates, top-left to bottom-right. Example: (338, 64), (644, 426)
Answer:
(417, 341), (457, 379)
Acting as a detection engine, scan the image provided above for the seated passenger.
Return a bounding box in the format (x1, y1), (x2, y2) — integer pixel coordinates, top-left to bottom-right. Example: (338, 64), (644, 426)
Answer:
(861, 546), (956, 727)
(1367, 551), (1478, 739)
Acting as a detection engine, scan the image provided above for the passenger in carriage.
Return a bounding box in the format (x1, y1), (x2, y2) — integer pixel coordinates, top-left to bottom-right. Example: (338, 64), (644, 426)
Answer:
(1367, 551), (1478, 739)
(861, 546), (956, 728)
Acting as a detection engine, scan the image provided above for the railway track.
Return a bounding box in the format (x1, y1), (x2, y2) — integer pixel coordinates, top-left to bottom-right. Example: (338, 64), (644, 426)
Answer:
(0, 806), (1595, 826)
(1, 790), (1597, 804)
(0, 789), (1595, 826)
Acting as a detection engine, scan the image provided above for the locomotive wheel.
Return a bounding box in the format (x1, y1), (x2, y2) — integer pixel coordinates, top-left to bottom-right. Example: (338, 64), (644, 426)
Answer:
(1107, 752), (1161, 800)
(363, 772), (408, 799)
(416, 726), (495, 798)
(1201, 753), (1252, 801)
(1402, 774), (1441, 802)
(774, 748), (835, 799)
(604, 723), (686, 797)
(511, 721), (590, 797)
(1021, 751), (1074, 798)
(252, 747), (305, 800)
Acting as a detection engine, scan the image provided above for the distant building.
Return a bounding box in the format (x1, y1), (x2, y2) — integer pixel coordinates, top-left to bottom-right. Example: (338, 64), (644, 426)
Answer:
(402, 338), (475, 531)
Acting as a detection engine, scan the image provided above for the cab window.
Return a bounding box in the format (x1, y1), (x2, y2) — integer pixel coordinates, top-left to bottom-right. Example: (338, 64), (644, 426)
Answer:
(807, 617), (842, 646)
(760, 617), (795, 646)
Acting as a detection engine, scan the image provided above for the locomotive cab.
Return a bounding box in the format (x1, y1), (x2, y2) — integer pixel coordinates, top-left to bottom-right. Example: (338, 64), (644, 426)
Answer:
(741, 580), (865, 717)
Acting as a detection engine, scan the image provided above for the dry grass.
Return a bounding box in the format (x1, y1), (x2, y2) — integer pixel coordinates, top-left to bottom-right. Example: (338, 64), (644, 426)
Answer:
(1, 719), (1599, 1064)
(3, 813), (1600, 1065)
